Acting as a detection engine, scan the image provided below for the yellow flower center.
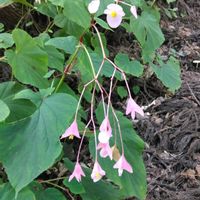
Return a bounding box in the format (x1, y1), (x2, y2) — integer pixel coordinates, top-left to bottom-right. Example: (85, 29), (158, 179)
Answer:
(95, 172), (102, 179)
(69, 135), (74, 140)
(110, 11), (117, 18)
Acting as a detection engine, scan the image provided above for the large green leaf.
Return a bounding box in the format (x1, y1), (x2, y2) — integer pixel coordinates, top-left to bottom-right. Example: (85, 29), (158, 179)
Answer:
(114, 53), (144, 77)
(0, 99), (10, 122)
(0, 183), (35, 200)
(35, 188), (66, 200)
(89, 105), (147, 200)
(0, 93), (77, 194)
(0, 82), (36, 122)
(150, 56), (181, 92)
(63, 0), (91, 29)
(5, 29), (49, 88)
(45, 36), (78, 54)
(64, 158), (121, 200)
(130, 11), (164, 60)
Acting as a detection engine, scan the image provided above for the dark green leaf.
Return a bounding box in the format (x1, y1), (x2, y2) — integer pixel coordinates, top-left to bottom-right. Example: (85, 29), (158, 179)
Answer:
(0, 93), (77, 194)
(0, 82), (36, 122)
(35, 188), (66, 200)
(5, 29), (49, 88)
(63, 0), (91, 29)
(0, 183), (35, 200)
(45, 36), (78, 54)
(150, 56), (181, 92)
(115, 53), (144, 77)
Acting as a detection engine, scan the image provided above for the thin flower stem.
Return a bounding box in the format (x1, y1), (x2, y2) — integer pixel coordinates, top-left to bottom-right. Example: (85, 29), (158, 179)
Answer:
(39, 177), (66, 183)
(106, 58), (132, 98)
(92, 25), (106, 59)
(111, 106), (124, 155)
(106, 68), (116, 117)
(75, 79), (95, 120)
(81, 43), (96, 77)
(95, 80), (106, 116)
(42, 181), (66, 192)
(90, 84), (98, 162)
(76, 120), (92, 162)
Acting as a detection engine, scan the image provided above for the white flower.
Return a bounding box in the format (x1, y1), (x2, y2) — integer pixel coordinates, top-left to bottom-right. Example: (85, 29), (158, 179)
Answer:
(88, 0), (100, 14)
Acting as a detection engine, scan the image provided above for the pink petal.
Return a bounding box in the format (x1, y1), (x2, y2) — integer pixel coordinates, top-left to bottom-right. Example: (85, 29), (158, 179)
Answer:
(130, 6), (138, 19)
(61, 120), (80, 139)
(99, 116), (112, 134)
(126, 97), (144, 120)
(126, 98), (133, 115)
(97, 142), (112, 159)
(91, 161), (105, 182)
(121, 156), (133, 173)
(107, 14), (122, 28)
(113, 155), (133, 176)
(69, 162), (85, 182)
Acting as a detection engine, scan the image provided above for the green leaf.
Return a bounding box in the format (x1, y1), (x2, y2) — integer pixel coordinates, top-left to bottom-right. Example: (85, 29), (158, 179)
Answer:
(35, 188), (66, 200)
(94, 17), (113, 31)
(5, 29), (49, 88)
(75, 49), (94, 84)
(64, 158), (121, 200)
(115, 53), (144, 77)
(44, 45), (64, 72)
(0, 93), (77, 194)
(45, 36), (78, 54)
(54, 14), (84, 38)
(89, 105), (147, 200)
(35, 2), (57, 18)
(0, 33), (14, 49)
(150, 56), (181, 92)
(63, 0), (91, 29)
(117, 86), (128, 99)
(0, 82), (36, 122)
(0, 183), (35, 200)
(0, 99), (10, 122)
(130, 11), (164, 59)
(48, 0), (64, 7)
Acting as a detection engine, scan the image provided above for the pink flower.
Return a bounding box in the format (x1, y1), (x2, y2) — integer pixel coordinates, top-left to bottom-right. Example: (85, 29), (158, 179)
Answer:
(61, 120), (81, 139)
(88, 0), (100, 14)
(97, 142), (113, 160)
(130, 6), (138, 19)
(98, 116), (112, 143)
(126, 97), (144, 120)
(113, 155), (133, 176)
(91, 161), (106, 182)
(69, 162), (85, 182)
(104, 4), (125, 28)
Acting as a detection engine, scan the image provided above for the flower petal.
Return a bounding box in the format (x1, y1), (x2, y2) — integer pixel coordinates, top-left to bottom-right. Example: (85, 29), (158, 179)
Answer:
(130, 6), (138, 19)
(88, 0), (100, 14)
(107, 14), (122, 28)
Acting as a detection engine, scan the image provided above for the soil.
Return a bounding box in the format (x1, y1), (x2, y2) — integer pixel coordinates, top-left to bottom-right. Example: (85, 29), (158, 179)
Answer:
(136, 1), (200, 199)
(0, 1), (200, 200)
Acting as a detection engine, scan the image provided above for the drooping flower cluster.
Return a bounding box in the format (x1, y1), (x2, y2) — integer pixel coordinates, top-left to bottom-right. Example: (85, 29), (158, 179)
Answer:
(60, 0), (144, 184)
(88, 0), (138, 28)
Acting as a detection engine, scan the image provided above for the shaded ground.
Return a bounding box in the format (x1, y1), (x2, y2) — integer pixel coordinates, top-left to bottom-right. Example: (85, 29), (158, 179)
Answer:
(136, 1), (200, 199)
